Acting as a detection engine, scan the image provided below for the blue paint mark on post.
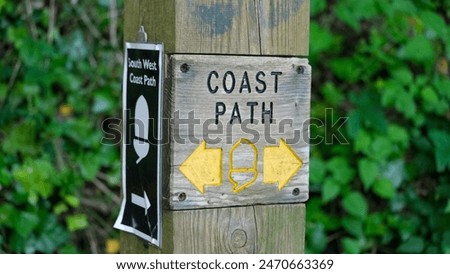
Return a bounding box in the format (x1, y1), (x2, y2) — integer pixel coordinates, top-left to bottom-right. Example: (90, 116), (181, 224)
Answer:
(196, 1), (236, 35)
(269, 0), (304, 27)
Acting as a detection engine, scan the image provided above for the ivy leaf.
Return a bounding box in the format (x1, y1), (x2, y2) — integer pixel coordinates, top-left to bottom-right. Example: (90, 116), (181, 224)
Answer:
(309, 23), (335, 65)
(381, 159), (405, 188)
(442, 232), (450, 254)
(429, 130), (450, 172)
(342, 217), (363, 237)
(14, 212), (40, 238)
(420, 10), (447, 38)
(391, 67), (413, 86)
(365, 213), (387, 237)
(388, 124), (409, 150)
(2, 121), (38, 156)
(372, 178), (395, 199)
(66, 214), (88, 232)
(13, 159), (55, 200)
(354, 130), (371, 154)
(394, 91), (416, 118)
(397, 236), (424, 253)
(400, 35), (435, 64)
(92, 90), (115, 114)
(445, 200), (450, 214)
(342, 237), (362, 254)
(306, 223), (327, 253)
(358, 158), (379, 190)
(342, 192), (369, 219)
(327, 157), (355, 185)
(370, 136), (392, 161)
(310, 0), (326, 16)
(35, 215), (70, 253)
(322, 179), (341, 203)
(310, 158), (326, 185)
(64, 195), (80, 208)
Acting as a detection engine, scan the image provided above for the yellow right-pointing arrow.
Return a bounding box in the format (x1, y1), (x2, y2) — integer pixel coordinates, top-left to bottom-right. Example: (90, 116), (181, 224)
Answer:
(263, 139), (303, 190)
(180, 140), (222, 193)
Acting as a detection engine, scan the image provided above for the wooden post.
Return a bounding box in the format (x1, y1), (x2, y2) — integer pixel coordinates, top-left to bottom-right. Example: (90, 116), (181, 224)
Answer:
(121, 0), (310, 254)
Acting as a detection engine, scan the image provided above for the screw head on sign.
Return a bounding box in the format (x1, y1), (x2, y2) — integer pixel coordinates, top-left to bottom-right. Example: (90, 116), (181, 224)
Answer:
(178, 192), (186, 201)
(180, 63), (190, 73)
(296, 66), (305, 74)
(292, 188), (300, 196)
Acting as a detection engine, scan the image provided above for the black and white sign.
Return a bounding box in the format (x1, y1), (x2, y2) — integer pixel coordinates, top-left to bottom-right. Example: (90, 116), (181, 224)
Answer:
(114, 43), (163, 246)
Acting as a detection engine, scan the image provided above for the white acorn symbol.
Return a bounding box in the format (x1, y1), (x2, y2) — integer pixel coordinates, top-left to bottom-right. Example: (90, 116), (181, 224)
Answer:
(134, 95), (150, 164)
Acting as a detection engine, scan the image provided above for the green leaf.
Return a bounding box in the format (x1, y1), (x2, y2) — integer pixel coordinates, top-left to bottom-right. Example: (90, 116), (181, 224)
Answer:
(381, 81), (403, 107)
(397, 236), (424, 253)
(442, 232), (450, 254)
(329, 58), (361, 83)
(66, 214), (88, 232)
(2, 121), (38, 156)
(78, 153), (101, 180)
(429, 130), (450, 172)
(445, 200), (450, 214)
(334, 0), (378, 32)
(392, 0), (417, 14)
(309, 22), (337, 65)
(350, 91), (388, 132)
(35, 215), (70, 253)
(420, 10), (447, 38)
(391, 67), (413, 86)
(327, 157), (355, 185)
(342, 237), (362, 254)
(310, 0), (326, 16)
(0, 83), (7, 102)
(306, 223), (327, 253)
(14, 212), (40, 238)
(92, 91), (115, 114)
(346, 110), (362, 140)
(369, 136), (392, 161)
(354, 130), (371, 154)
(365, 213), (387, 237)
(433, 78), (450, 100)
(388, 124), (409, 150)
(420, 87), (447, 115)
(358, 159), (379, 190)
(322, 179), (340, 203)
(342, 217), (363, 237)
(310, 158), (326, 185)
(400, 35), (435, 63)
(64, 195), (80, 208)
(381, 159), (405, 188)
(372, 178), (395, 199)
(0, 204), (18, 228)
(322, 82), (344, 106)
(13, 159), (55, 199)
(342, 192), (369, 219)
(53, 203), (68, 215)
(394, 91), (416, 118)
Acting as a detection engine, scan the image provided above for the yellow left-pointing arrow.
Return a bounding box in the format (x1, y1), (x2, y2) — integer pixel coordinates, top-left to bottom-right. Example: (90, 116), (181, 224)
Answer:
(264, 139), (303, 190)
(180, 140), (222, 193)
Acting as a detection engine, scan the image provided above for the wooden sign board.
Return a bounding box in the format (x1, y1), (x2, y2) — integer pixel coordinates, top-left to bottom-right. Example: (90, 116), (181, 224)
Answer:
(165, 55), (310, 210)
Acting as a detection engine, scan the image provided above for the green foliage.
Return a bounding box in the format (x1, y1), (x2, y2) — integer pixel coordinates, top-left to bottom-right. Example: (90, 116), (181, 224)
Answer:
(307, 0), (450, 253)
(0, 2), (123, 253)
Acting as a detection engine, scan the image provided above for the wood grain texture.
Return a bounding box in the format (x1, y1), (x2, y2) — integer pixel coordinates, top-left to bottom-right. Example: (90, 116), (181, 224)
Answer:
(135, 0), (309, 56)
(167, 55), (310, 210)
(147, 203), (305, 253)
(123, 0), (140, 42)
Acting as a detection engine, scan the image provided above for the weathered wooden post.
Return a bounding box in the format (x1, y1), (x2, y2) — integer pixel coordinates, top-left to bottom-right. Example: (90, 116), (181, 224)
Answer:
(120, 0), (310, 253)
